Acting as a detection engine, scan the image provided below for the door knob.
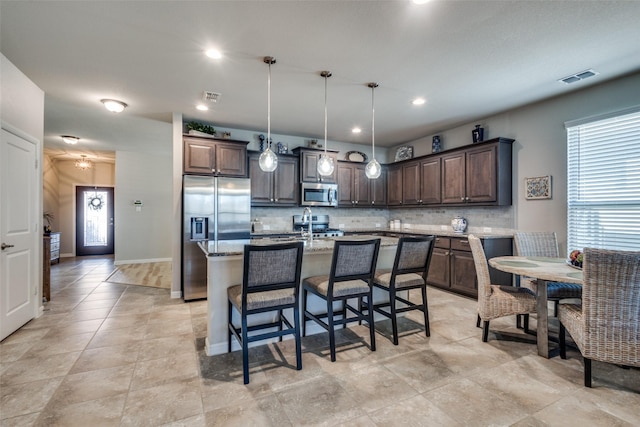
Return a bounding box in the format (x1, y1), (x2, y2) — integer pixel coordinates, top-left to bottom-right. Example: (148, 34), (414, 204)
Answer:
(1, 243), (15, 250)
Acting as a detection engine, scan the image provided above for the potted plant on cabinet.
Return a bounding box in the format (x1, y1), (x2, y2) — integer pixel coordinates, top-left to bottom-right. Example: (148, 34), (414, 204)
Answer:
(186, 121), (216, 137)
(43, 212), (54, 234)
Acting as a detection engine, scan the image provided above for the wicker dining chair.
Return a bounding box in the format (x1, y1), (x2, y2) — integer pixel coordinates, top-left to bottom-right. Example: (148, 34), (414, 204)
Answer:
(371, 236), (435, 345)
(302, 238), (381, 362)
(513, 231), (583, 316)
(468, 235), (537, 342)
(558, 247), (640, 387)
(227, 241), (305, 384)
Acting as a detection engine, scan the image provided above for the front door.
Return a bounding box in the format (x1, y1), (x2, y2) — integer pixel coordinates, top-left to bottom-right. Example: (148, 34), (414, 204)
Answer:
(1, 128), (39, 341)
(75, 186), (114, 256)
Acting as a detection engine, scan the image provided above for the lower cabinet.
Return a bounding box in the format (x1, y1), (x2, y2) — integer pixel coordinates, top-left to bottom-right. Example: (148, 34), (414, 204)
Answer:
(427, 235), (512, 298)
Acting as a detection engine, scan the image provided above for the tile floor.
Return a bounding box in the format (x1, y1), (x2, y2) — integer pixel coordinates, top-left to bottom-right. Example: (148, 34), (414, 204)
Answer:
(1, 256), (638, 426)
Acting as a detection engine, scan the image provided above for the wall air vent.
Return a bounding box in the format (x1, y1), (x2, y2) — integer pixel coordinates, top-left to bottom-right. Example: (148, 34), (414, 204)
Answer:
(558, 69), (599, 84)
(202, 91), (221, 103)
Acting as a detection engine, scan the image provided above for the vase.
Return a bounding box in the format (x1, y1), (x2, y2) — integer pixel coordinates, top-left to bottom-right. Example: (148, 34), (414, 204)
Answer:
(451, 216), (467, 233)
(472, 125), (484, 143)
(432, 135), (442, 153)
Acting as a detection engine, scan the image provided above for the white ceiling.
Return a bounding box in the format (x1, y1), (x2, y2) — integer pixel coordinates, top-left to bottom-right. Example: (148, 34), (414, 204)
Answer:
(2, 1), (640, 162)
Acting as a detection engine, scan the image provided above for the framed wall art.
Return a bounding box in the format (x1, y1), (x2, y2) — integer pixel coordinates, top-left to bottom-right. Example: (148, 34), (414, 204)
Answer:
(525, 175), (552, 200)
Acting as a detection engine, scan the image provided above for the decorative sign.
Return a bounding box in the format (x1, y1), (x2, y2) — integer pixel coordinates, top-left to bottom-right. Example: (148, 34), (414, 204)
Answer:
(395, 146), (414, 162)
(525, 175), (552, 200)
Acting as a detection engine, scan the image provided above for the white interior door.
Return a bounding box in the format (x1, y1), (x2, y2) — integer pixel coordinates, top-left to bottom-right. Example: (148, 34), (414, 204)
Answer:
(1, 128), (38, 341)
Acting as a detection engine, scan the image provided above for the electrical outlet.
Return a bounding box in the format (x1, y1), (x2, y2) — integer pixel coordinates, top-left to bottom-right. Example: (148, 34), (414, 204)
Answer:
(339, 223), (345, 229)
(375, 223), (381, 228)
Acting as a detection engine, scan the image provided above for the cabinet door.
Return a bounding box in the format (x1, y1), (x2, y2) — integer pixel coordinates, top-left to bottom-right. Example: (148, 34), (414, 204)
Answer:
(369, 167), (386, 206)
(249, 155), (274, 205)
(337, 163), (355, 206)
(215, 143), (247, 177)
(420, 157), (441, 204)
(301, 152), (337, 183)
(441, 152), (466, 204)
(354, 164), (370, 205)
(184, 139), (215, 174)
(465, 145), (497, 203)
(427, 247), (450, 289)
(450, 249), (477, 297)
(273, 156), (298, 205)
(386, 165), (403, 206)
(402, 161), (420, 205)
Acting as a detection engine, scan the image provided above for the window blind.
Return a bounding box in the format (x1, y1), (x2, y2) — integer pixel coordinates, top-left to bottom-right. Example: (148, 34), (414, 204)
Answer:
(566, 108), (640, 253)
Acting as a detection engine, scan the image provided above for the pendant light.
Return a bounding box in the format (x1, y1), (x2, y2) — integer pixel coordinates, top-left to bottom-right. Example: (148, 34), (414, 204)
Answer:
(365, 82), (381, 179)
(258, 56), (278, 172)
(317, 71), (335, 177)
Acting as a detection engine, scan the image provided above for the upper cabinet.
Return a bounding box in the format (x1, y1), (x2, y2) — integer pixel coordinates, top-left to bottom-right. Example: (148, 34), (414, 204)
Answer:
(387, 165), (403, 206)
(183, 136), (248, 177)
(337, 161), (370, 207)
(292, 147), (338, 184)
(249, 152), (299, 206)
(441, 138), (513, 206)
(401, 157), (441, 206)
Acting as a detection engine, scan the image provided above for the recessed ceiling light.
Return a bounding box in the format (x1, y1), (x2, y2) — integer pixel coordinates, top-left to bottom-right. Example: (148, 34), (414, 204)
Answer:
(196, 104), (209, 111)
(205, 49), (222, 59)
(61, 135), (80, 144)
(412, 0), (431, 4)
(352, 127), (362, 134)
(101, 99), (127, 113)
(412, 98), (426, 106)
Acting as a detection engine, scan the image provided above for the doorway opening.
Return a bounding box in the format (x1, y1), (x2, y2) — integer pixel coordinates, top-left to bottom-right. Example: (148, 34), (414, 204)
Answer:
(76, 186), (114, 256)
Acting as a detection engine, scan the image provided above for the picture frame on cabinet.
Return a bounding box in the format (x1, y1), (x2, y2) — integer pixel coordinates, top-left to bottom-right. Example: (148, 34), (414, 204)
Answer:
(525, 175), (552, 200)
(395, 146), (414, 161)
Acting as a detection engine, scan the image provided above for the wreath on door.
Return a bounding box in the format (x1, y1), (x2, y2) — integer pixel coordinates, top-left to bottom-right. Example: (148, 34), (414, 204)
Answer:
(88, 194), (104, 211)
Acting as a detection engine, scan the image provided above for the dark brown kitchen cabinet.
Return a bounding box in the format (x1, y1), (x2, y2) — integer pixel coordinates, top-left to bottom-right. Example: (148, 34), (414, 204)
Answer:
(249, 152), (298, 206)
(369, 166), (387, 206)
(183, 136), (248, 177)
(402, 157), (441, 205)
(292, 147), (338, 184)
(441, 138), (513, 206)
(427, 235), (512, 298)
(337, 161), (369, 206)
(386, 165), (403, 206)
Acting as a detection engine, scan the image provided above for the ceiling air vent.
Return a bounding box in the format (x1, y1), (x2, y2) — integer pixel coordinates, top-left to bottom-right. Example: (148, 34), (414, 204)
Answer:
(202, 91), (221, 103)
(558, 69), (599, 84)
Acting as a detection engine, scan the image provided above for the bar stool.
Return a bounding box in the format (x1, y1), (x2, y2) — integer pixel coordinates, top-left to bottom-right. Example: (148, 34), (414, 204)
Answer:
(371, 235), (435, 345)
(302, 238), (381, 362)
(227, 241), (304, 384)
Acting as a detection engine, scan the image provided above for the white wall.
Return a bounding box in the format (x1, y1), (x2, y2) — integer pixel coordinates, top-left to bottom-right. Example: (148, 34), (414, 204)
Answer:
(399, 71), (640, 254)
(42, 154), (60, 230)
(114, 150), (173, 264)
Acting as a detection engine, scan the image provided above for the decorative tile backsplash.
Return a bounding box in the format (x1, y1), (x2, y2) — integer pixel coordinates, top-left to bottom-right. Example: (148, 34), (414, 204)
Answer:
(251, 206), (514, 233)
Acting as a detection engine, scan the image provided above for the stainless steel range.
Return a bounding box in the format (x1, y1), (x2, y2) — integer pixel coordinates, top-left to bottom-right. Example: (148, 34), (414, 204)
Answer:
(292, 214), (344, 238)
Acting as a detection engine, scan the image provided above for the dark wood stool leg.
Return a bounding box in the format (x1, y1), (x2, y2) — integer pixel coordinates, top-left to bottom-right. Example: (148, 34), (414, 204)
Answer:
(584, 357), (592, 387)
(482, 320), (490, 342)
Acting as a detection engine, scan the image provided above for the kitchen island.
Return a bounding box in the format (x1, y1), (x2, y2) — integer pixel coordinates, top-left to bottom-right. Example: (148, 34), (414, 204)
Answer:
(199, 235), (400, 356)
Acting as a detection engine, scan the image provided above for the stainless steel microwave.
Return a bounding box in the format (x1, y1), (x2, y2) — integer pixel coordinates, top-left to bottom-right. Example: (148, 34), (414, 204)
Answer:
(301, 182), (338, 207)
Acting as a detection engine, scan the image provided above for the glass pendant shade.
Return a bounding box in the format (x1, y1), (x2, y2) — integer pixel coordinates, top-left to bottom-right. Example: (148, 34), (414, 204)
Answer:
(258, 147), (278, 172)
(365, 158), (381, 179)
(317, 154), (335, 176)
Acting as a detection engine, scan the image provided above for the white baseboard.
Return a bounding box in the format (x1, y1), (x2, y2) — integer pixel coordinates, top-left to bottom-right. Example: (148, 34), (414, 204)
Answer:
(171, 290), (182, 299)
(61, 253), (74, 258)
(113, 257), (172, 266)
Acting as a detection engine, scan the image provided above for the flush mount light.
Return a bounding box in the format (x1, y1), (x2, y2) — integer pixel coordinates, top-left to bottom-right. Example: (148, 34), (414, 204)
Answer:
(101, 99), (127, 113)
(412, 98), (426, 106)
(205, 49), (222, 59)
(196, 104), (209, 111)
(352, 127), (362, 134)
(61, 135), (80, 145)
(412, 0), (431, 4)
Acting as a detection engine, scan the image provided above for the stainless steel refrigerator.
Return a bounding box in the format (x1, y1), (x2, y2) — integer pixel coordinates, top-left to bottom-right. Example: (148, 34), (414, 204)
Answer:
(182, 175), (250, 301)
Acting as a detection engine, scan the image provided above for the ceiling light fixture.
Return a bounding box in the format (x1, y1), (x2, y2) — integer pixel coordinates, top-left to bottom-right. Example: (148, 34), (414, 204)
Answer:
(61, 135), (80, 145)
(101, 99), (127, 113)
(196, 104), (209, 111)
(365, 82), (381, 179)
(412, 98), (426, 106)
(75, 155), (92, 171)
(317, 71), (335, 177)
(412, 0), (431, 4)
(205, 49), (222, 59)
(352, 127), (362, 134)
(258, 56), (278, 172)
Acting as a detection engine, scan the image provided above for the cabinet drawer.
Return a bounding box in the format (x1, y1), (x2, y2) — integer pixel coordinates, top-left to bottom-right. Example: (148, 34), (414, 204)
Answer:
(51, 242), (60, 251)
(434, 236), (451, 249)
(451, 237), (471, 251)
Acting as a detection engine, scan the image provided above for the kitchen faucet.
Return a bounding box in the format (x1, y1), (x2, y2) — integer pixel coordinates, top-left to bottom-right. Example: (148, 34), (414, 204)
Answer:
(301, 207), (313, 243)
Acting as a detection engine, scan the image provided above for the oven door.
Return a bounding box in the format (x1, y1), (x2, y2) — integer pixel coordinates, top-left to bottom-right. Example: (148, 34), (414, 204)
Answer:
(301, 183), (337, 207)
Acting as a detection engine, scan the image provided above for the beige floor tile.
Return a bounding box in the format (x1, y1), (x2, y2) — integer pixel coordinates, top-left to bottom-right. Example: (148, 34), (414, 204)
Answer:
(530, 393), (633, 426)
(0, 341), (33, 363)
(0, 412), (41, 427)
(131, 352), (199, 391)
(47, 364), (134, 407)
(23, 332), (94, 358)
(145, 318), (195, 339)
(369, 394), (462, 427)
(382, 348), (458, 393)
(0, 377), (63, 419)
(204, 394), (291, 427)
(33, 394), (126, 427)
(86, 324), (147, 349)
(98, 313), (150, 331)
(69, 343), (141, 374)
(138, 333), (197, 362)
(42, 318), (104, 338)
(160, 414), (207, 427)
(0, 351), (81, 386)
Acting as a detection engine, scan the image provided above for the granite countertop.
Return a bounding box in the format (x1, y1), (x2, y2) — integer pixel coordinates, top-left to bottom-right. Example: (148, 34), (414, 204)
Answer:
(251, 227), (514, 239)
(200, 235), (399, 257)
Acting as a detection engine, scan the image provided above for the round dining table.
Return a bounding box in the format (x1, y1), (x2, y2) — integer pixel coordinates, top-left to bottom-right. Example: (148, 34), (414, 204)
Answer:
(488, 256), (583, 358)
